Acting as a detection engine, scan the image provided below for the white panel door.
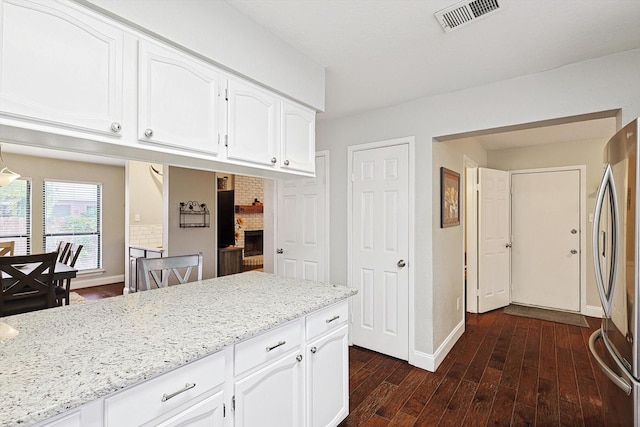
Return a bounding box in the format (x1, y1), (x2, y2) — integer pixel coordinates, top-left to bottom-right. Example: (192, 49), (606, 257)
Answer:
(276, 154), (327, 282)
(226, 77), (279, 167)
(351, 144), (409, 360)
(0, 0), (123, 135)
(138, 39), (220, 155)
(511, 169), (581, 311)
(477, 168), (511, 313)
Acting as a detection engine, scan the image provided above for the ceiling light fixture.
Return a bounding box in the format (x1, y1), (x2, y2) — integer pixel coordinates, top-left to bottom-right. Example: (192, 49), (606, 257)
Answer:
(0, 144), (20, 187)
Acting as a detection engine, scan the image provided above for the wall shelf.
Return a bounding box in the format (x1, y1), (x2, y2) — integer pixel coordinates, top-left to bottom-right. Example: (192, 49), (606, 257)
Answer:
(180, 201), (210, 228)
(235, 204), (263, 214)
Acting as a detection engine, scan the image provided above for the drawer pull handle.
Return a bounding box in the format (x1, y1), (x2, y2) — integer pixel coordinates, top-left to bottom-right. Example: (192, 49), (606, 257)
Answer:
(326, 315), (340, 324)
(161, 383), (196, 402)
(266, 341), (286, 352)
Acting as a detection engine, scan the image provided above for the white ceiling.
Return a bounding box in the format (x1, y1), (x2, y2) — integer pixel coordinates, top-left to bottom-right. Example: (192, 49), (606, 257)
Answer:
(224, 0), (640, 122)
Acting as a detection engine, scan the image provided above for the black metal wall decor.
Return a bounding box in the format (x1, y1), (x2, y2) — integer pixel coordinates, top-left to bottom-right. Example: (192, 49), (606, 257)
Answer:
(179, 201), (210, 228)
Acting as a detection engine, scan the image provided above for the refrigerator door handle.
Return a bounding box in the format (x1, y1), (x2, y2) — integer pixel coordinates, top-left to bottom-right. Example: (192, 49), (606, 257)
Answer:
(589, 329), (633, 395)
(592, 164), (619, 317)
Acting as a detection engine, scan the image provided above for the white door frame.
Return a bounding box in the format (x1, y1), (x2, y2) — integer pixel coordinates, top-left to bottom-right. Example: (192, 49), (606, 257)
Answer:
(510, 165), (587, 314)
(463, 156), (479, 314)
(347, 136), (415, 363)
(266, 151), (331, 280)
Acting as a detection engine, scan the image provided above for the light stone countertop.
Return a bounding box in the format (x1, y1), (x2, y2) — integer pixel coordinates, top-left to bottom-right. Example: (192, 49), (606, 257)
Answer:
(0, 271), (357, 426)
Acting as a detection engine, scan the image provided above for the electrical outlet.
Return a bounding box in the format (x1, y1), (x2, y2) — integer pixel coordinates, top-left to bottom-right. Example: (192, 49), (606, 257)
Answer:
(134, 214), (140, 222)
(456, 298), (460, 311)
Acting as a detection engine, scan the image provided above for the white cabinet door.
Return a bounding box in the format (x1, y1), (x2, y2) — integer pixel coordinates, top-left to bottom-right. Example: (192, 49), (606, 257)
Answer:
(138, 39), (220, 155)
(0, 0), (123, 135)
(234, 352), (304, 427)
(306, 325), (349, 427)
(154, 391), (225, 427)
(280, 100), (315, 174)
(226, 77), (279, 168)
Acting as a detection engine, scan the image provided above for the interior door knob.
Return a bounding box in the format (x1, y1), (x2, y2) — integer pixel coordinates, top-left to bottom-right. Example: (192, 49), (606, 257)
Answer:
(571, 249), (578, 254)
(397, 260), (406, 268)
(571, 229), (578, 234)
(505, 242), (512, 248)
(276, 248), (283, 254)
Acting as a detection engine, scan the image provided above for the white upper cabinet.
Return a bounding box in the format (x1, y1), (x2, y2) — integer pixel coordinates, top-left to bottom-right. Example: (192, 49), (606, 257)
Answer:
(226, 76), (279, 168)
(0, 0), (123, 136)
(138, 39), (220, 155)
(281, 100), (315, 174)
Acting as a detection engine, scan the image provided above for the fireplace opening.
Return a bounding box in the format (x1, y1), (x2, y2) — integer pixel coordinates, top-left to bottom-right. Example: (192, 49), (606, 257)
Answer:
(244, 230), (263, 257)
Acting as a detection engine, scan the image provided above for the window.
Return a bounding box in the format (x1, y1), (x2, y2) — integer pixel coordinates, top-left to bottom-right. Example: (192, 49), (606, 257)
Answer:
(0, 179), (31, 255)
(43, 180), (102, 270)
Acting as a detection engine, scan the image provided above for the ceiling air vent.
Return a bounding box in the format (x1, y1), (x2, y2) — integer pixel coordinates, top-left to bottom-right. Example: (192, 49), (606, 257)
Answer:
(434, 0), (502, 32)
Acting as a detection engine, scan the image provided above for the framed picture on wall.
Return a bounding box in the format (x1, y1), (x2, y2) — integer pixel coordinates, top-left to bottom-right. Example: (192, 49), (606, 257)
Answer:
(440, 167), (460, 228)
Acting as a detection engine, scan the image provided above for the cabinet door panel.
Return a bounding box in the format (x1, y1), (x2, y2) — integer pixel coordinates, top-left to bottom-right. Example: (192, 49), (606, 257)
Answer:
(138, 40), (219, 155)
(227, 78), (278, 167)
(307, 325), (349, 427)
(234, 352), (304, 427)
(0, 0), (123, 134)
(281, 101), (315, 174)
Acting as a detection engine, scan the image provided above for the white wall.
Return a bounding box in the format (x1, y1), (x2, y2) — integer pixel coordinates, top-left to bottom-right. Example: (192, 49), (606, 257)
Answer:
(78, 0), (325, 110)
(317, 48), (640, 365)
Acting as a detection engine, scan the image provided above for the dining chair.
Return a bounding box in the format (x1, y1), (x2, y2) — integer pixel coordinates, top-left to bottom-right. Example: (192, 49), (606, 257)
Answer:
(55, 243), (83, 306)
(0, 252), (58, 317)
(57, 241), (71, 262)
(137, 252), (203, 291)
(0, 241), (15, 257)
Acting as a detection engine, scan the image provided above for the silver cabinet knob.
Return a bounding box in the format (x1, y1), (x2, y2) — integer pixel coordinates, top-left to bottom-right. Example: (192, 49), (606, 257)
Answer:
(284, 160), (290, 166)
(271, 157), (277, 164)
(111, 122), (121, 133)
(276, 248), (283, 254)
(144, 128), (154, 138)
(296, 354), (303, 362)
(571, 249), (578, 254)
(310, 347), (317, 354)
(397, 259), (406, 268)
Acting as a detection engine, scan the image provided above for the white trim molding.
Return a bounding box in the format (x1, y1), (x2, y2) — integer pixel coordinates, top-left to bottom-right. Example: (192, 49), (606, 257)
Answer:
(411, 319), (465, 372)
(584, 304), (604, 318)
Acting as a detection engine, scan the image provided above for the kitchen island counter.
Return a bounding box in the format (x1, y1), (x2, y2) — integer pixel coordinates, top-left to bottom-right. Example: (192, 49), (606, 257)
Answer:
(0, 271), (356, 426)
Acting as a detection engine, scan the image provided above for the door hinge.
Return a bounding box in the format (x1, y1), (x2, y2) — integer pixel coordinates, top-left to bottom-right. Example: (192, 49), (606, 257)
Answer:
(225, 135), (228, 147)
(232, 395), (236, 411)
(223, 403), (226, 417)
(217, 134), (220, 145)
(225, 88), (229, 101)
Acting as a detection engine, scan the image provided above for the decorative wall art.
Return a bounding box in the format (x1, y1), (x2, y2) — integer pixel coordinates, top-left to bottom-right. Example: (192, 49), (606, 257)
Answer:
(440, 167), (460, 228)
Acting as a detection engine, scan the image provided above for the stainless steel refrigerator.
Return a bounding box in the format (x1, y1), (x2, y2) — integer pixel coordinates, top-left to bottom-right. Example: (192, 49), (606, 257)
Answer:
(590, 118), (640, 426)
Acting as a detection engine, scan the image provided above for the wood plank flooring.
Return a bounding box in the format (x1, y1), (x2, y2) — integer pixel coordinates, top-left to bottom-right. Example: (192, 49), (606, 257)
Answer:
(340, 310), (610, 427)
(74, 282), (124, 300)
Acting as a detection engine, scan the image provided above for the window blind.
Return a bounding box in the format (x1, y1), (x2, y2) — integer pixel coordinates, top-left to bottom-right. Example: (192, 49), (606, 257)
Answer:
(43, 180), (102, 270)
(0, 179), (31, 255)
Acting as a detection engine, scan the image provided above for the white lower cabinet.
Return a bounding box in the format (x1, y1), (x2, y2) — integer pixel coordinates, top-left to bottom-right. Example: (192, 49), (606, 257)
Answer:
(306, 325), (349, 427)
(233, 351), (305, 427)
(37, 301), (349, 427)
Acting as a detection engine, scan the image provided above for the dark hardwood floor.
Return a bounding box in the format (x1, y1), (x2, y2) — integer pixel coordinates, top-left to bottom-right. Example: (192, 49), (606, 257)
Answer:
(340, 310), (609, 427)
(74, 282), (124, 300)
(72, 286), (609, 426)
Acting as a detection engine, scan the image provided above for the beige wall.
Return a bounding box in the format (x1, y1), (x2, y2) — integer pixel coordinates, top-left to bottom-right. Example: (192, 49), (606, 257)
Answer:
(487, 138), (608, 308)
(128, 161), (163, 225)
(4, 152), (125, 287)
(317, 48), (640, 365)
(167, 166), (217, 279)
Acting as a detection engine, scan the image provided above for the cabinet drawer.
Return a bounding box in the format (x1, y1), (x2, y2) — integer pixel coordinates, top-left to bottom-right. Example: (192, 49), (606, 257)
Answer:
(235, 319), (302, 376)
(104, 351), (225, 427)
(306, 300), (348, 340)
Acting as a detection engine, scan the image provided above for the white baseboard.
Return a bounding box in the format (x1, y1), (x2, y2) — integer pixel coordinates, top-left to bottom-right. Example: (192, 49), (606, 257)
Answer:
(583, 304), (603, 318)
(71, 274), (124, 290)
(410, 319), (465, 373)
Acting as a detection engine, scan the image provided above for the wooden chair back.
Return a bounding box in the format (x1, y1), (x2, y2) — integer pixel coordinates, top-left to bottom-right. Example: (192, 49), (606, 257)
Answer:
(63, 243), (83, 267)
(137, 253), (203, 291)
(0, 252), (58, 317)
(55, 244), (83, 306)
(0, 241), (15, 257)
(57, 241), (71, 262)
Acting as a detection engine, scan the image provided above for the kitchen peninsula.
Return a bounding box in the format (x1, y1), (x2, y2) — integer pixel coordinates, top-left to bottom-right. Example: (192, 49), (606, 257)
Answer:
(0, 272), (356, 427)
